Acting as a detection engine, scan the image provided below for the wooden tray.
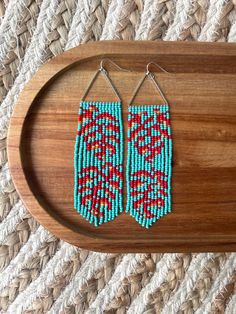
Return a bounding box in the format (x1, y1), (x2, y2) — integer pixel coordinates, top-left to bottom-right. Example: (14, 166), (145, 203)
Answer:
(7, 41), (236, 252)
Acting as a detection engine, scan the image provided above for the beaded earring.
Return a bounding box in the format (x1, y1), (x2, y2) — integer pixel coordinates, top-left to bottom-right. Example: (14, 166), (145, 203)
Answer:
(74, 59), (129, 226)
(126, 62), (172, 228)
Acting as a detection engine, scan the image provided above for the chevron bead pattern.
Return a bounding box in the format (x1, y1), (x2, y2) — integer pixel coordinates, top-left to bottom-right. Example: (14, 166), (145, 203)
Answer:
(74, 101), (123, 226)
(126, 105), (172, 228)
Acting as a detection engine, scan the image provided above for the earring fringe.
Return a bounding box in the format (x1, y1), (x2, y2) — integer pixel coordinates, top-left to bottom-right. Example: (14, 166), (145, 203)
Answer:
(126, 104), (172, 228)
(74, 101), (123, 226)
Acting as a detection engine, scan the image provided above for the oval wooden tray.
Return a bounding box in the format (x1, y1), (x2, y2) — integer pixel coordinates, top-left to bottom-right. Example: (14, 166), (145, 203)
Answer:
(8, 41), (236, 252)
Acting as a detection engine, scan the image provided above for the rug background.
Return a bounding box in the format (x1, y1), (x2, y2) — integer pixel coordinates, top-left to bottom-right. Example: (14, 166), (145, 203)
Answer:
(0, 0), (236, 313)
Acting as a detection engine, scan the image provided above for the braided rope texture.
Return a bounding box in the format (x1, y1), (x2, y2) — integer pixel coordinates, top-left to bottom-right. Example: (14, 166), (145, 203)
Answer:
(0, 0), (236, 312)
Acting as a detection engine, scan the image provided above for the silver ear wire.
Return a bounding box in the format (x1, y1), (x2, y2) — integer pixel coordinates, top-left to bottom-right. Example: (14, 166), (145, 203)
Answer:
(100, 58), (132, 73)
(81, 58), (131, 102)
(129, 62), (170, 106)
(146, 62), (170, 75)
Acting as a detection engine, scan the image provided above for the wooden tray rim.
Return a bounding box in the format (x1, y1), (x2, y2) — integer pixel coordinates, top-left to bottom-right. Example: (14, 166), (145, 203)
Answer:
(7, 40), (236, 252)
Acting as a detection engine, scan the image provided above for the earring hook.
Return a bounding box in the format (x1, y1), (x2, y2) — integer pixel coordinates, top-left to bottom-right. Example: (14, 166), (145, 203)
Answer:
(99, 58), (132, 73)
(146, 62), (170, 75)
(128, 62), (169, 106)
(81, 59), (130, 102)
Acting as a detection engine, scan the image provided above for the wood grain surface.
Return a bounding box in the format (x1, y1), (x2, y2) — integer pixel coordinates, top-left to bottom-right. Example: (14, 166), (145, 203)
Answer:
(7, 41), (236, 252)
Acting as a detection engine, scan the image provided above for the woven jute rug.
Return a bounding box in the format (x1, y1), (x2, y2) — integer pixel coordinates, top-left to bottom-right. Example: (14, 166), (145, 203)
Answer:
(0, 0), (236, 313)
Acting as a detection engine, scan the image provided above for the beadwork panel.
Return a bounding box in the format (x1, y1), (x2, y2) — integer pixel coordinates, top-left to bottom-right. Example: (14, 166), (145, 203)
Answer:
(126, 105), (172, 228)
(74, 101), (123, 226)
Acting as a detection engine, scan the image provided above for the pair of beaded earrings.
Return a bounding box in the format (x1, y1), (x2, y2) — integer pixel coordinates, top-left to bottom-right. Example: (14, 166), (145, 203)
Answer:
(74, 59), (172, 228)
